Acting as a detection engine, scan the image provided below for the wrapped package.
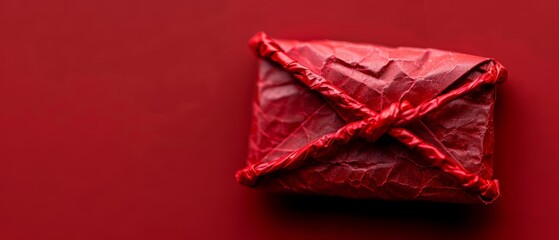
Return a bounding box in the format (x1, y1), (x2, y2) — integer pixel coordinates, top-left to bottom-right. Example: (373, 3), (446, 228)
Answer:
(236, 32), (506, 204)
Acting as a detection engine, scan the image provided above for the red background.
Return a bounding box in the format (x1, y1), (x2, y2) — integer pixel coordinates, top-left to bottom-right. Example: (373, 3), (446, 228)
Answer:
(1, 0), (558, 239)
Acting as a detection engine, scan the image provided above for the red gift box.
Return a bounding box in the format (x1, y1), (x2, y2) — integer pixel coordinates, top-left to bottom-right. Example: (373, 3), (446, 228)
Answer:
(236, 32), (506, 204)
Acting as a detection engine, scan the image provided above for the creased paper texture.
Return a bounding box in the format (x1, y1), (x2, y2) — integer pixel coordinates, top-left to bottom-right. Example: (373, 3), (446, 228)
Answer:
(237, 32), (506, 204)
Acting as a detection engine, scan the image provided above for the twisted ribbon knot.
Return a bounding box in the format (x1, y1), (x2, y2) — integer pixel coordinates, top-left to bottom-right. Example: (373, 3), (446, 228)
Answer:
(360, 100), (413, 142)
(479, 180), (500, 203)
(235, 164), (258, 186)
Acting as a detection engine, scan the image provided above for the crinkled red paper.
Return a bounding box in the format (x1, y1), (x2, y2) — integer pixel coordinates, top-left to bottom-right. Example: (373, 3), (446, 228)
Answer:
(236, 32), (506, 204)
